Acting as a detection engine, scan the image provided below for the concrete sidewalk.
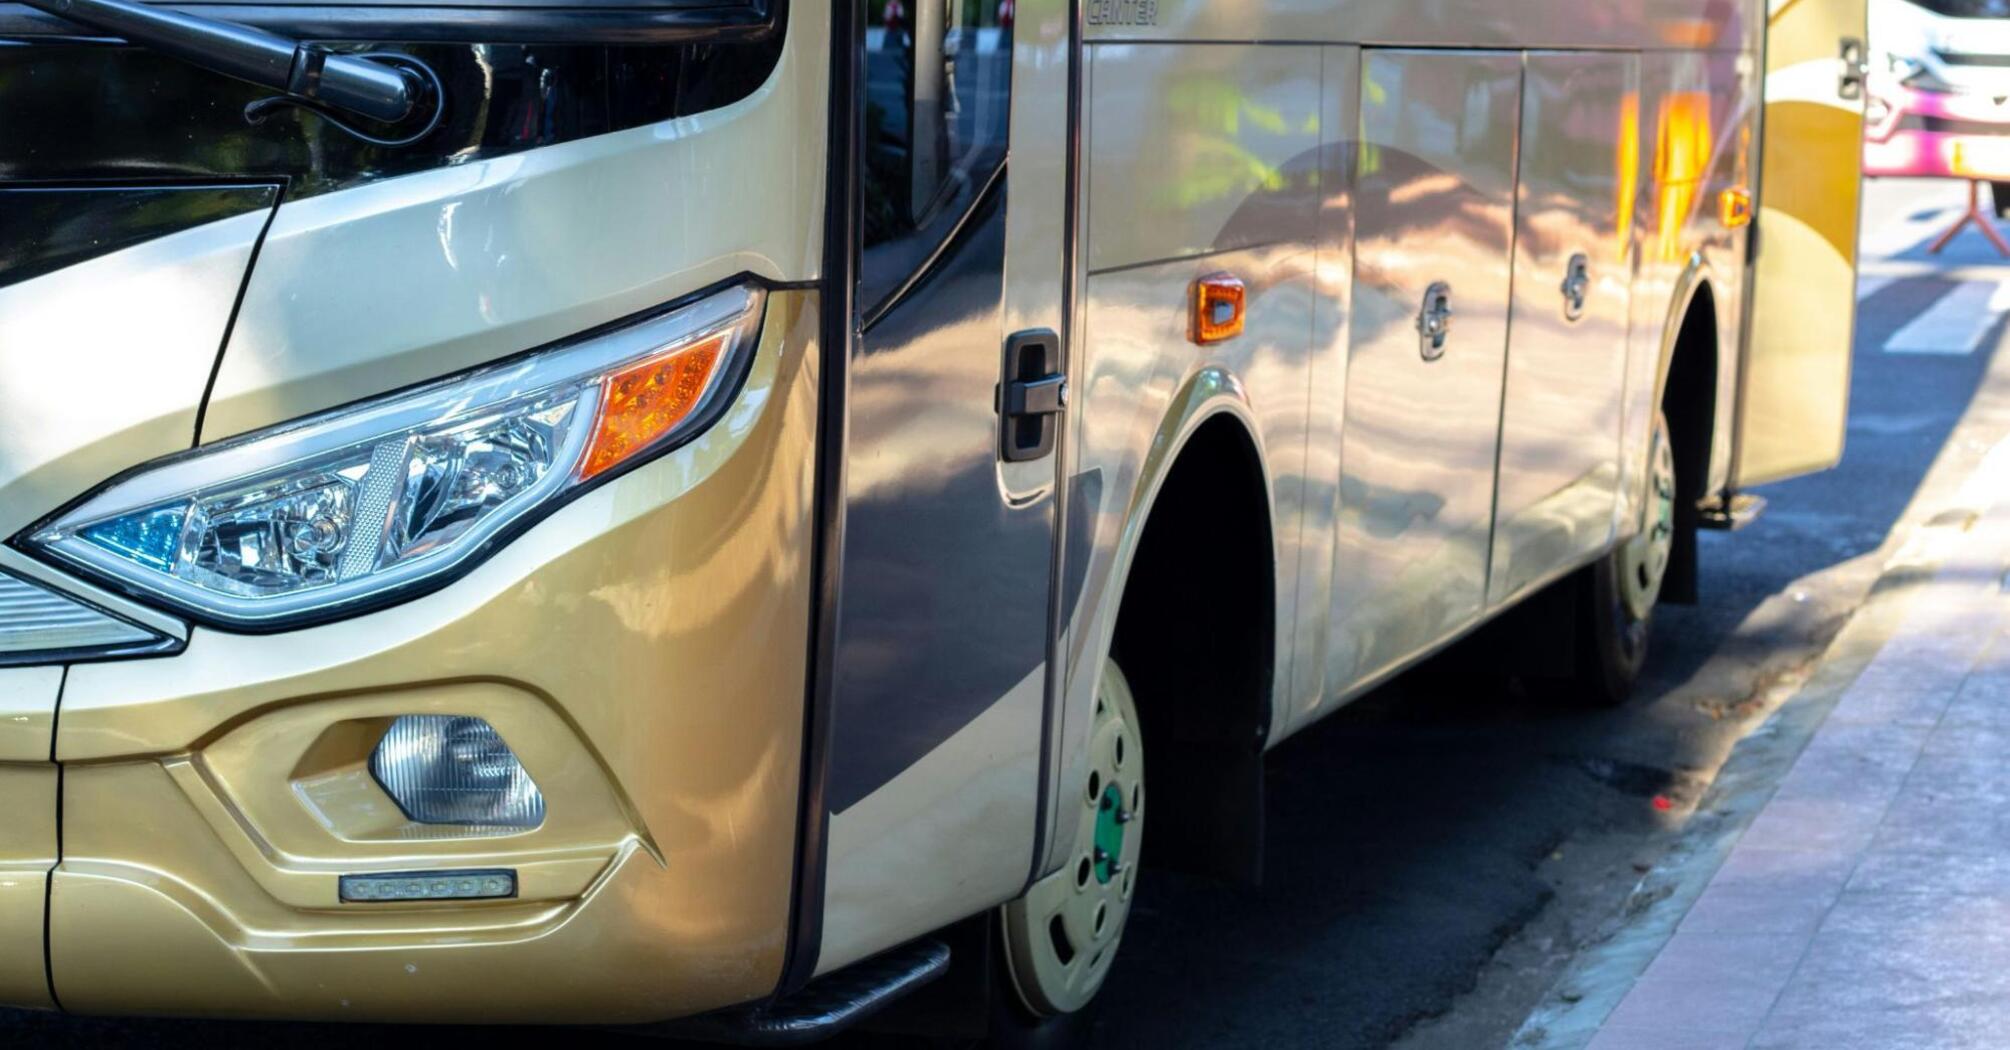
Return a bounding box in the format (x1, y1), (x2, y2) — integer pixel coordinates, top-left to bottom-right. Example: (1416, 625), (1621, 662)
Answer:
(1581, 439), (2010, 1049)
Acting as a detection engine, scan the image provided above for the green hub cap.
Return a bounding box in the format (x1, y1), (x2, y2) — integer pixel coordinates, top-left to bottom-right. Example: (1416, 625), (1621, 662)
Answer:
(1001, 659), (1145, 1017)
(1620, 411), (1677, 622)
(1093, 783), (1127, 884)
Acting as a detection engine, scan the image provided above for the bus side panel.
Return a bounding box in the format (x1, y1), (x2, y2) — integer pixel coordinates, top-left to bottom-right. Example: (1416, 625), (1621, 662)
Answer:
(1081, 0), (1757, 54)
(1281, 45), (1360, 739)
(1060, 40), (1322, 817)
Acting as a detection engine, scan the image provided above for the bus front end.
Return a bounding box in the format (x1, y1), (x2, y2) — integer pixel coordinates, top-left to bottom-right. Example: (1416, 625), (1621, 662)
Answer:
(0, 0), (830, 1022)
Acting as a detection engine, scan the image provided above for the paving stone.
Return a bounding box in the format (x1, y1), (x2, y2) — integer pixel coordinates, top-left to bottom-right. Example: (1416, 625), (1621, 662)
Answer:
(1712, 845), (1858, 897)
(1599, 973), (1789, 1036)
(1921, 721), (2010, 758)
(1850, 848), (2010, 896)
(1769, 740), (1916, 808)
(1940, 674), (2010, 727)
(1966, 632), (2010, 679)
(1677, 884), (1834, 936)
(1891, 749), (2010, 802)
(1826, 674), (1958, 727)
(1738, 797), (1888, 855)
(1797, 721), (1929, 766)
(1596, 931), (1808, 1039)
(1756, 929), (2010, 1048)
(1633, 931), (1810, 985)
(1817, 889), (2010, 945)
(1751, 1019), (2009, 1050)
(1872, 795), (2010, 855)
(1587, 1027), (1755, 1050)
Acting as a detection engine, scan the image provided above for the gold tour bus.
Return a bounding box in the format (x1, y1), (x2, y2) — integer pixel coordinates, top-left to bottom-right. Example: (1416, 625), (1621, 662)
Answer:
(0, 0), (1864, 1041)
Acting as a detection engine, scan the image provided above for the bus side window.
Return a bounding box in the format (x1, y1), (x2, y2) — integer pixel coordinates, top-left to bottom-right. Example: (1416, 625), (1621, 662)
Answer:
(860, 0), (1012, 319)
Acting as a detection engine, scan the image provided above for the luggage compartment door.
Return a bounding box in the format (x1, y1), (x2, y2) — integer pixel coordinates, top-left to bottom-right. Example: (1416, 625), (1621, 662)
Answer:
(1490, 52), (1640, 605)
(1329, 50), (1521, 689)
(1734, 0), (1868, 486)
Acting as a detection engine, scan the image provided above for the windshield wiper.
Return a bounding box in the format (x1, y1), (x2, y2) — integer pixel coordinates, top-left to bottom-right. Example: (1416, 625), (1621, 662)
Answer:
(21, 0), (442, 144)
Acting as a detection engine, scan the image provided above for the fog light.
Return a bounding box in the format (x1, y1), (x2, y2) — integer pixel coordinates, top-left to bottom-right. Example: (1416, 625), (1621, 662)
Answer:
(340, 869), (516, 903)
(370, 715), (544, 828)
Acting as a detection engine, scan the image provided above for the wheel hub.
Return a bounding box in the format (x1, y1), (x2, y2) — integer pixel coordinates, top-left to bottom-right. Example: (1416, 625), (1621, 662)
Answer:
(1620, 416), (1676, 621)
(1001, 660), (1144, 1017)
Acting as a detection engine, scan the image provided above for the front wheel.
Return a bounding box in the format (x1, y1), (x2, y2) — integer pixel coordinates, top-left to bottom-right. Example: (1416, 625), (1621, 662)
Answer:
(1571, 408), (1676, 706)
(993, 658), (1144, 1044)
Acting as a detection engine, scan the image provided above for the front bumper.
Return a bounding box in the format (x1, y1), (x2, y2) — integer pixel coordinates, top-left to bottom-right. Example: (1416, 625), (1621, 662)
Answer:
(8, 293), (819, 1023)
(1865, 84), (2010, 178)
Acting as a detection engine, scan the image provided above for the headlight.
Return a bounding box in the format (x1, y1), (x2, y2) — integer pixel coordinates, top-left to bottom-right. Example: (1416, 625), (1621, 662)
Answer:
(1898, 58), (1958, 95)
(18, 284), (764, 629)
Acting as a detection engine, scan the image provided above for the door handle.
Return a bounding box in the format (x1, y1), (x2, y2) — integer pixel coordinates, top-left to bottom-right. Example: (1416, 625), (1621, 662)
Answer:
(1416, 281), (1454, 361)
(999, 328), (1067, 462)
(1839, 36), (1867, 101)
(1561, 253), (1591, 322)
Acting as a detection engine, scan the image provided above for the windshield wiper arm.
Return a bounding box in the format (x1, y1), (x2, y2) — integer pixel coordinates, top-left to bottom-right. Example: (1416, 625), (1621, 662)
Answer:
(22, 0), (423, 126)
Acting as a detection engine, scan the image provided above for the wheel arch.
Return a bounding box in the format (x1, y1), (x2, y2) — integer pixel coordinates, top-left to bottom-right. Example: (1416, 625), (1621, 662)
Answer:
(1653, 265), (1721, 605)
(1093, 374), (1278, 886)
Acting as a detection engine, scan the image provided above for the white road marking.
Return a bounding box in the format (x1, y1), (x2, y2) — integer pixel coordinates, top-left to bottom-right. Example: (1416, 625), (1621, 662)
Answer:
(1857, 274), (1897, 300)
(1861, 206), (1966, 258)
(1884, 280), (2010, 355)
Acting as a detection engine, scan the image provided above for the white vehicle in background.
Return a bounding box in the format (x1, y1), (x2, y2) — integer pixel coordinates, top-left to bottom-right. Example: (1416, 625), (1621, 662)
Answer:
(1866, 0), (2010, 209)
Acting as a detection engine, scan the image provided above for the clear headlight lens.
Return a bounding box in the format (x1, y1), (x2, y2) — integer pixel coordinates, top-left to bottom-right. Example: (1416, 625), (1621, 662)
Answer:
(21, 284), (763, 628)
(371, 715), (544, 829)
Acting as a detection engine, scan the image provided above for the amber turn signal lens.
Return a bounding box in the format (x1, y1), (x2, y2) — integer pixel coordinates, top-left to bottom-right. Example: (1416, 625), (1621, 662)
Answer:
(581, 332), (727, 479)
(1719, 186), (1753, 229)
(1190, 272), (1246, 345)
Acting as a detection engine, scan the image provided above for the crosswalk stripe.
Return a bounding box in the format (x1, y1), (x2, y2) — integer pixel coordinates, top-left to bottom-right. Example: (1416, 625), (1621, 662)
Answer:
(1884, 280), (2008, 355)
(1857, 274), (1897, 301)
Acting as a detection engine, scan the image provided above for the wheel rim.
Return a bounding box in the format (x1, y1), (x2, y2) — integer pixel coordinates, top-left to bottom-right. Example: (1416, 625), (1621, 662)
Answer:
(1001, 659), (1145, 1017)
(1620, 413), (1676, 622)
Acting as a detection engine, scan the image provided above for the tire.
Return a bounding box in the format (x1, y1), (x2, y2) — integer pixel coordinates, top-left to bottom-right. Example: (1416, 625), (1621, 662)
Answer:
(991, 658), (1144, 1046)
(1992, 181), (2010, 219)
(1570, 408), (1677, 707)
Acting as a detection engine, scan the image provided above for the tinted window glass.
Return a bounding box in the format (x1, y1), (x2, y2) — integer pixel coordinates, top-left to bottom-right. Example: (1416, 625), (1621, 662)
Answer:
(1909, 0), (2010, 18)
(860, 0), (1013, 316)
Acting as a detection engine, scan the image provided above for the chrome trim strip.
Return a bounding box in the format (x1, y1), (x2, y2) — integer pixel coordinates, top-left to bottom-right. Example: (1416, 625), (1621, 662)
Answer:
(0, 567), (155, 655)
(0, 546), (187, 641)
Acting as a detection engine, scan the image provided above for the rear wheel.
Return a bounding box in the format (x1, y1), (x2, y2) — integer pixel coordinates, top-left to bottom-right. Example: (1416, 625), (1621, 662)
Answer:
(1571, 408), (1676, 706)
(994, 658), (1144, 1043)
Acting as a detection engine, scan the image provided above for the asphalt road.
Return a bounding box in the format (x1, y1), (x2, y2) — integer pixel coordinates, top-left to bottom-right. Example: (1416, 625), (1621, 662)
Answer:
(3, 181), (1994, 1049)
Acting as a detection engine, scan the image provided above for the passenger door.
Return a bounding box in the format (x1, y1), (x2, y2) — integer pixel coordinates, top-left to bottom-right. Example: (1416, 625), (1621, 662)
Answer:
(1329, 50), (1521, 690)
(819, 4), (1069, 970)
(1490, 52), (1640, 604)
(1734, 0), (1867, 486)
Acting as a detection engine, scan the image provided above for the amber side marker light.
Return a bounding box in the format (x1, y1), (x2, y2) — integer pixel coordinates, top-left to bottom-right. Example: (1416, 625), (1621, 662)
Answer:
(1190, 272), (1247, 345)
(1720, 186), (1753, 229)
(581, 331), (728, 479)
